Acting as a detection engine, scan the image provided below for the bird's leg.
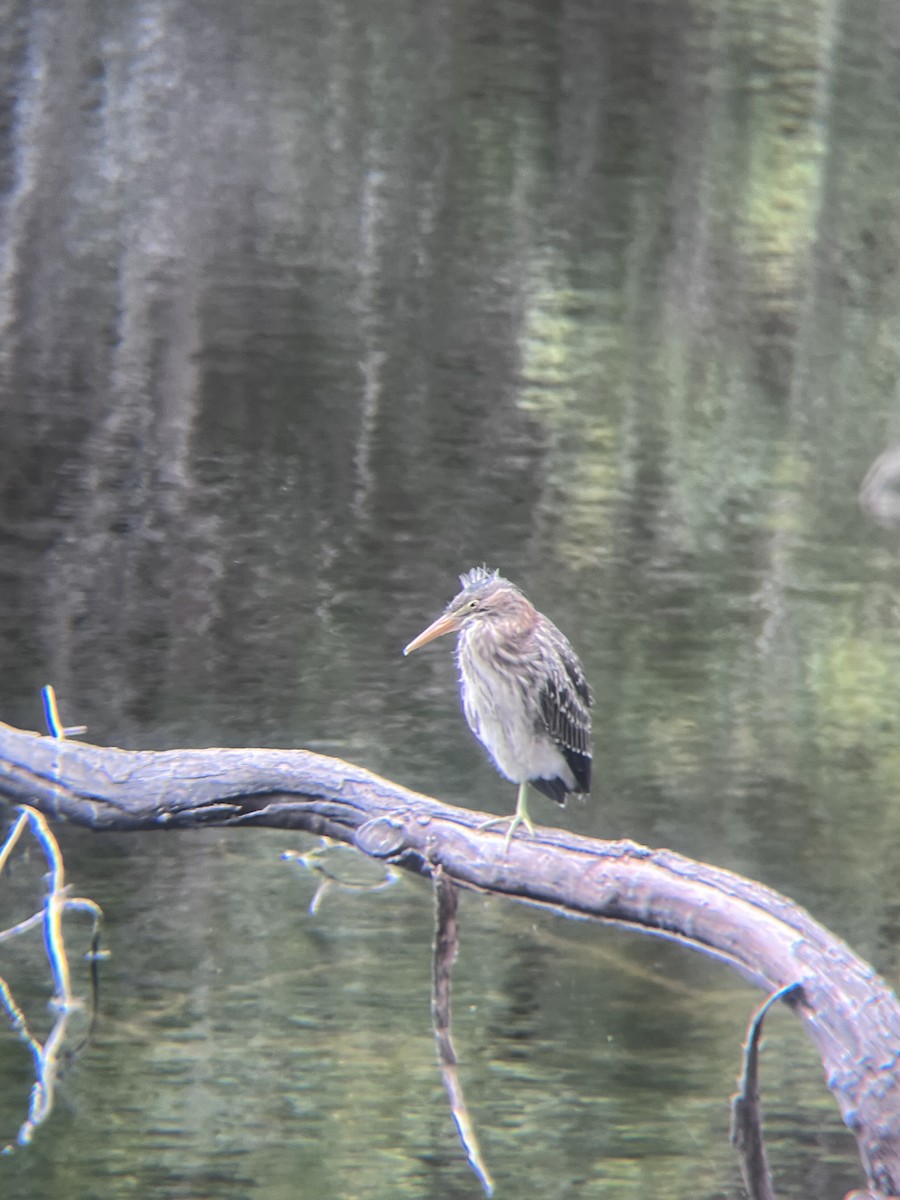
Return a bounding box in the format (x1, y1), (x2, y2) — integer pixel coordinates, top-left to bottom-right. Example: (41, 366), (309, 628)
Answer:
(477, 781), (535, 850)
(502, 782), (535, 851)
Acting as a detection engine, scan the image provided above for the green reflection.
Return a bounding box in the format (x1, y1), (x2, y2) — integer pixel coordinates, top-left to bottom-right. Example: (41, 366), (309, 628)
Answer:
(1, 0), (898, 1196)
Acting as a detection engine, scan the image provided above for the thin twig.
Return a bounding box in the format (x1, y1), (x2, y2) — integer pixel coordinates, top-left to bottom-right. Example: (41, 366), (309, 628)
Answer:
(40, 685), (87, 739)
(432, 867), (494, 1196)
(0, 809), (28, 875)
(0, 806), (104, 1151)
(731, 981), (804, 1200)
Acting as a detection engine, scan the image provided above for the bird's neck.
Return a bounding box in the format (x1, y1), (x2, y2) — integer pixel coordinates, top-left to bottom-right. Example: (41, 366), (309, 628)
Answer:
(458, 606), (539, 663)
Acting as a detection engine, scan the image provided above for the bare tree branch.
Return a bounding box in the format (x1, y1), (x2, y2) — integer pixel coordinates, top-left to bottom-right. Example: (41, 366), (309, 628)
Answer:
(1, 720), (899, 1196)
(0, 805), (104, 1150)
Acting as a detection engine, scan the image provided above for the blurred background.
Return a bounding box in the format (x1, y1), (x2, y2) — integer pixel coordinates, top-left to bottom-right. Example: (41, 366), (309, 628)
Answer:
(2, 0), (900, 1196)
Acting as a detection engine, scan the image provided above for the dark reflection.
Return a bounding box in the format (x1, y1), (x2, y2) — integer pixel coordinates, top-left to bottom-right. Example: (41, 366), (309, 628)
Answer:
(486, 940), (555, 1055)
(2, 0), (900, 1196)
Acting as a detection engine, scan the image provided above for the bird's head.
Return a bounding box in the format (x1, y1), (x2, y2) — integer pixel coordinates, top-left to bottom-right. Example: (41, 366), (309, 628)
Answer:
(403, 566), (524, 655)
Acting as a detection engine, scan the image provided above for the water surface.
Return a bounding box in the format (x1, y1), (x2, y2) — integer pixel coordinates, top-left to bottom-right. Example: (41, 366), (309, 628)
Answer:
(3, 0), (900, 1196)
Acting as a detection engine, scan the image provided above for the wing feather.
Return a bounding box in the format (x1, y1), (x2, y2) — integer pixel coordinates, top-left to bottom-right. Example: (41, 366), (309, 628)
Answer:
(537, 626), (592, 796)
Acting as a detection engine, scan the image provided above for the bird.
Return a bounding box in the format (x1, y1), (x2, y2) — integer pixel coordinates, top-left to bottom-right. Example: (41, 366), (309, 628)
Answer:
(403, 566), (592, 848)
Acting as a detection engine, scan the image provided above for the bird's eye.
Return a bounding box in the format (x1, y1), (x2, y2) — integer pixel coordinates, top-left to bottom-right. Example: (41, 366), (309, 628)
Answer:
(466, 599), (478, 612)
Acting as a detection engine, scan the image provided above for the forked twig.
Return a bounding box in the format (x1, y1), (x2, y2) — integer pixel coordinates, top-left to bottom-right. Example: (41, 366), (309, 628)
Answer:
(40, 685), (87, 740)
(0, 805), (104, 1150)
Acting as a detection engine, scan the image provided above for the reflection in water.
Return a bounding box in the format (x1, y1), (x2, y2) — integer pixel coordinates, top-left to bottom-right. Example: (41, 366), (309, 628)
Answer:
(1, 0), (899, 1196)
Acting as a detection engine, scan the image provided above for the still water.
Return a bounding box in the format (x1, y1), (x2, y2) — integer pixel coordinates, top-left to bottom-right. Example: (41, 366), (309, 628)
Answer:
(2, 0), (900, 1196)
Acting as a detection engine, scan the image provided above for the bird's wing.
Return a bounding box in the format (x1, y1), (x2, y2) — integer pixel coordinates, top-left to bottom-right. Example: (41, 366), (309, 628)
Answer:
(538, 639), (592, 795)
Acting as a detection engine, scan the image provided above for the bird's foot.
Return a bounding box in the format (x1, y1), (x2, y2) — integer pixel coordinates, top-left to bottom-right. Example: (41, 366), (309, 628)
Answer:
(476, 810), (535, 851)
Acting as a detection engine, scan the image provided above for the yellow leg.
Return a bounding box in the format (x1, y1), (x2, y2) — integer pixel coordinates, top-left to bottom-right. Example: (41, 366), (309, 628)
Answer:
(477, 782), (535, 850)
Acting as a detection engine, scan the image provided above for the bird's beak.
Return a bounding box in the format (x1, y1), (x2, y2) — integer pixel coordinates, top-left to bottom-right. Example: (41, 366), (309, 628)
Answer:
(403, 612), (460, 656)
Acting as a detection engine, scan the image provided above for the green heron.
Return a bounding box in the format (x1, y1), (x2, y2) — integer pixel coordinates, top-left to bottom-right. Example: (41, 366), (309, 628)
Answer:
(403, 566), (592, 847)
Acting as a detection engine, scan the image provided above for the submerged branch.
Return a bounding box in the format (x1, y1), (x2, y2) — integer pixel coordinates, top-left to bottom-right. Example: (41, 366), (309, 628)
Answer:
(432, 868), (493, 1196)
(731, 982), (804, 1200)
(0, 805), (104, 1150)
(1, 720), (899, 1196)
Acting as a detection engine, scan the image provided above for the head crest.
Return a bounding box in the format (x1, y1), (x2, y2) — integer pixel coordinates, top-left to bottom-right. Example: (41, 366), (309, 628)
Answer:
(458, 565), (500, 592)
